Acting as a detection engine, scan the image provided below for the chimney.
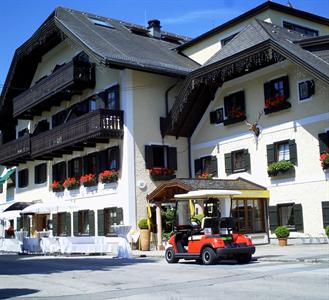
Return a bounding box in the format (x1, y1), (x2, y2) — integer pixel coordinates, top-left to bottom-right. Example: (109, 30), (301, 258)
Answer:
(148, 19), (161, 38)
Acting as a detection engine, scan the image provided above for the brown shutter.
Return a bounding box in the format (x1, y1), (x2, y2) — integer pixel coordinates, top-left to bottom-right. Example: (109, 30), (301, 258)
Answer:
(145, 145), (154, 169)
(167, 147), (177, 170)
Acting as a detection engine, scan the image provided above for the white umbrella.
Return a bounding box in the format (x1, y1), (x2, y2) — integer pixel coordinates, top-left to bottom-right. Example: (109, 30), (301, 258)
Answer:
(0, 210), (22, 220)
(21, 200), (77, 214)
(174, 189), (241, 200)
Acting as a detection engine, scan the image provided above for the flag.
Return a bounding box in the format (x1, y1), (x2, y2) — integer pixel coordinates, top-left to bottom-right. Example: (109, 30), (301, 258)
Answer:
(189, 199), (195, 217)
(147, 202), (152, 230)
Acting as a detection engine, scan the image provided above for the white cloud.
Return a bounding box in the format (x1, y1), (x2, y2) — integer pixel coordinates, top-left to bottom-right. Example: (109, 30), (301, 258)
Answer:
(162, 8), (239, 25)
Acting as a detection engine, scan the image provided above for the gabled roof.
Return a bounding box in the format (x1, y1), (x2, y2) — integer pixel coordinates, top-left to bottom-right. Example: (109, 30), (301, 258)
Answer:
(1, 7), (199, 108)
(177, 1), (329, 51)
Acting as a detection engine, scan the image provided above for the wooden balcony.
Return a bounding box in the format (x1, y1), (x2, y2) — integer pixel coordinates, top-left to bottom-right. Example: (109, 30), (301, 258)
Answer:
(13, 53), (95, 119)
(31, 109), (124, 159)
(0, 135), (31, 166)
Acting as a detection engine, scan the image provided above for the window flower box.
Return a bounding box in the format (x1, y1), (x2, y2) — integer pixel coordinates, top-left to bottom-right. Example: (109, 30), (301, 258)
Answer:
(149, 167), (176, 181)
(63, 177), (80, 190)
(264, 95), (291, 115)
(223, 106), (246, 126)
(197, 172), (213, 180)
(320, 153), (329, 170)
(100, 170), (119, 184)
(267, 160), (295, 177)
(51, 181), (64, 192)
(80, 174), (98, 187)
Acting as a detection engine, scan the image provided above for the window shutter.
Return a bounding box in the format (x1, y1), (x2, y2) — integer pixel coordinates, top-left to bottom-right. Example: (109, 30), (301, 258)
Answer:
(264, 81), (272, 101)
(243, 150), (251, 172)
(145, 145), (154, 169)
(97, 150), (108, 173)
(167, 147), (177, 170)
(194, 159), (201, 176)
(266, 144), (275, 165)
(73, 212), (79, 236)
(116, 207), (124, 225)
(83, 156), (89, 175)
(293, 204), (303, 232)
(268, 206), (278, 232)
(98, 209), (104, 236)
(224, 153), (232, 175)
(282, 76), (290, 99)
(318, 133), (329, 154)
(322, 201), (329, 227)
(210, 111), (217, 124)
(65, 213), (71, 236)
(16, 217), (21, 230)
(224, 95), (230, 117)
(52, 214), (58, 237)
(236, 91), (245, 112)
(89, 210), (95, 236)
(289, 139), (297, 165)
(210, 156), (218, 177)
(68, 160), (73, 178)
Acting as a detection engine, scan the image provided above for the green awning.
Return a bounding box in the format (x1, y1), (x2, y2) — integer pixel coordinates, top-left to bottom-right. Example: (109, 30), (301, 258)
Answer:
(0, 169), (15, 185)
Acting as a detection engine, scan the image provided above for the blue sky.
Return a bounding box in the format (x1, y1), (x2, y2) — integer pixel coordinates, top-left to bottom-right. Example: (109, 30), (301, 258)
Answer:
(0, 0), (328, 91)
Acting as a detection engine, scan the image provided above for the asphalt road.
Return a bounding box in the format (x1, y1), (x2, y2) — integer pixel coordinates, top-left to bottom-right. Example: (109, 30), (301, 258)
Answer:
(0, 254), (328, 300)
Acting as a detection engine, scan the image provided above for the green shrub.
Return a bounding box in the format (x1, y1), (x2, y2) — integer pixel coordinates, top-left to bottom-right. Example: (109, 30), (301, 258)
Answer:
(325, 225), (329, 237)
(162, 231), (174, 240)
(267, 160), (294, 176)
(138, 218), (149, 230)
(274, 226), (290, 238)
(161, 207), (175, 231)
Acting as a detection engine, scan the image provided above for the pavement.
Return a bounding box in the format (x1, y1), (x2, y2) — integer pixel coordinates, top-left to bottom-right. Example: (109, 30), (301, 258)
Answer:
(132, 243), (329, 264)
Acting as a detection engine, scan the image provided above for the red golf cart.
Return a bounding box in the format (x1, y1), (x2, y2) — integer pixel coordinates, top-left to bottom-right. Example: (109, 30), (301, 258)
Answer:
(165, 190), (255, 265)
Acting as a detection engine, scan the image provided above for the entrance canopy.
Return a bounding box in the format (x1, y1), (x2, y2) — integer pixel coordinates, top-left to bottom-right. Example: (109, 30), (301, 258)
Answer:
(0, 169), (15, 186)
(174, 189), (241, 200)
(3, 202), (32, 212)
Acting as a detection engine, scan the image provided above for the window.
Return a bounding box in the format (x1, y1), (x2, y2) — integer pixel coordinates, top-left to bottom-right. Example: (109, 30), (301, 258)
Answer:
(68, 157), (83, 178)
(96, 146), (120, 173)
(231, 199), (265, 233)
(194, 156), (218, 177)
(221, 32), (239, 47)
(52, 162), (66, 182)
(87, 17), (115, 29)
(283, 21), (319, 37)
(100, 85), (120, 111)
(52, 109), (69, 128)
(101, 207), (123, 236)
(209, 107), (224, 125)
(223, 91), (246, 125)
(299, 80), (315, 101)
(18, 128), (29, 138)
(73, 210), (95, 236)
(269, 204), (304, 232)
(267, 140), (297, 165)
(264, 76), (290, 114)
(18, 169), (28, 188)
(145, 145), (177, 170)
(224, 149), (250, 175)
(318, 132), (329, 154)
(32, 119), (49, 136)
(53, 213), (71, 236)
(83, 153), (98, 175)
(35, 163), (47, 184)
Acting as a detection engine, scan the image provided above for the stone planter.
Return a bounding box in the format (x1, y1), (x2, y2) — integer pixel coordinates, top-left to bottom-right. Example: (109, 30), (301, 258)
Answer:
(139, 229), (150, 251)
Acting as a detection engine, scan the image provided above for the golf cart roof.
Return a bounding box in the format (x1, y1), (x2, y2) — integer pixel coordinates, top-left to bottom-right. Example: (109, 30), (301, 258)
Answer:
(174, 189), (241, 200)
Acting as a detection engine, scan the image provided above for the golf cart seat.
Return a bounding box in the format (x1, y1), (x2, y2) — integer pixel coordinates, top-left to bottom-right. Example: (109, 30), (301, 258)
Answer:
(219, 217), (236, 235)
(201, 217), (220, 234)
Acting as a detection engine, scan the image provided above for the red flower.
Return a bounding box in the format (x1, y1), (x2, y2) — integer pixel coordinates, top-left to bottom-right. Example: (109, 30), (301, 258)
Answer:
(265, 95), (286, 109)
(149, 167), (175, 176)
(100, 170), (119, 183)
(228, 106), (245, 119)
(63, 177), (80, 189)
(320, 153), (329, 170)
(197, 172), (213, 180)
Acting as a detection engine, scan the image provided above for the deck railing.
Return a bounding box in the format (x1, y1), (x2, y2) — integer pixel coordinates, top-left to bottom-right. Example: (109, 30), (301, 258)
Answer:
(0, 135), (31, 165)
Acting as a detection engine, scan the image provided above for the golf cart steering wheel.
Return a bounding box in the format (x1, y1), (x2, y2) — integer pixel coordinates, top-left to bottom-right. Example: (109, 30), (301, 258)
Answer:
(190, 217), (201, 227)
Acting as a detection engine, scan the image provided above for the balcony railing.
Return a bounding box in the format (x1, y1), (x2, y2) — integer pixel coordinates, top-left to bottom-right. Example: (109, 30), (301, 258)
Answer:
(31, 109), (124, 159)
(13, 53), (95, 119)
(0, 135), (31, 166)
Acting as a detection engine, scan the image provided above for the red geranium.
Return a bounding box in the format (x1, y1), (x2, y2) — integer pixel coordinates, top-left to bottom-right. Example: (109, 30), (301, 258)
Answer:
(100, 170), (119, 183)
(80, 174), (97, 187)
(63, 177), (80, 190)
(228, 106), (245, 119)
(149, 167), (175, 176)
(197, 172), (213, 180)
(51, 181), (64, 192)
(320, 153), (329, 170)
(265, 95), (285, 108)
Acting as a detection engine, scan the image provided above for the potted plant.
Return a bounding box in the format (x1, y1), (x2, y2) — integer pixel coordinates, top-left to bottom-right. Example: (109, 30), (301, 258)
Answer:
(267, 160), (295, 177)
(320, 153), (329, 170)
(274, 226), (290, 246)
(63, 177), (80, 190)
(80, 173), (98, 187)
(149, 167), (176, 181)
(138, 218), (150, 251)
(100, 170), (119, 184)
(51, 181), (64, 192)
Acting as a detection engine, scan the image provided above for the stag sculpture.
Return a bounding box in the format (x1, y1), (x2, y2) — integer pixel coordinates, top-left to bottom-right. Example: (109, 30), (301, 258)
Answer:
(245, 111), (263, 137)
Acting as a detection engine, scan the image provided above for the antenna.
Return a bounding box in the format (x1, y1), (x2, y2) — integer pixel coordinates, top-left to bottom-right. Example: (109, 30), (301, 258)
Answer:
(144, 9), (147, 26)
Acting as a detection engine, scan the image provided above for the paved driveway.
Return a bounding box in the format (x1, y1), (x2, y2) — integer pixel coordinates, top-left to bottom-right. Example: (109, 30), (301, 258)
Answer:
(0, 254), (328, 299)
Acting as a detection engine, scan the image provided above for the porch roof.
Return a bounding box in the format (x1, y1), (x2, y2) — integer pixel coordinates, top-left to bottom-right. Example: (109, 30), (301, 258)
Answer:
(147, 177), (268, 203)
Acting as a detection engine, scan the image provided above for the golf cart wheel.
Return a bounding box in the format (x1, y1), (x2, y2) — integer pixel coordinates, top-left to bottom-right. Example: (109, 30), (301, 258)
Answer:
(201, 247), (216, 265)
(165, 247), (179, 263)
(236, 253), (252, 264)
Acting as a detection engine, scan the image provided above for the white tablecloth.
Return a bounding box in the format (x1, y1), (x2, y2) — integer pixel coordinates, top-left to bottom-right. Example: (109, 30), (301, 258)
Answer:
(23, 238), (42, 253)
(57, 237), (112, 254)
(0, 238), (22, 253)
(40, 237), (61, 254)
(112, 225), (132, 258)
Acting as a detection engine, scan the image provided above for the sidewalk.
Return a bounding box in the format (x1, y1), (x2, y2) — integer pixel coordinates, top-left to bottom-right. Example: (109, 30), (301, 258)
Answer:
(132, 243), (329, 264)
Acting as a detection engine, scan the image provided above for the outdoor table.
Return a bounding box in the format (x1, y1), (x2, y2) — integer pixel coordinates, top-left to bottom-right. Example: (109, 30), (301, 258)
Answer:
(23, 237), (42, 254)
(0, 238), (22, 253)
(111, 225), (132, 258)
(40, 237), (61, 254)
(14, 231), (28, 243)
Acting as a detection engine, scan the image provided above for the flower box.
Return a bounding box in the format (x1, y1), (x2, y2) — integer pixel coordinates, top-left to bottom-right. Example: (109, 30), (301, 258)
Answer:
(80, 174), (98, 187)
(100, 170), (119, 184)
(149, 168), (175, 181)
(63, 177), (80, 190)
(51, 181), (64, 192)
(320, 153), (329, 170)
(223, 115), (246, 126)
(264, 97), (291, 115)
(267, 160), (295, 177)
(197, 172), (213, 180)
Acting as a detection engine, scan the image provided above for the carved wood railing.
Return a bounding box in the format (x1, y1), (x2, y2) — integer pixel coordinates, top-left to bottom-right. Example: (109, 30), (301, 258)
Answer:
(0, 135), (31, 165)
